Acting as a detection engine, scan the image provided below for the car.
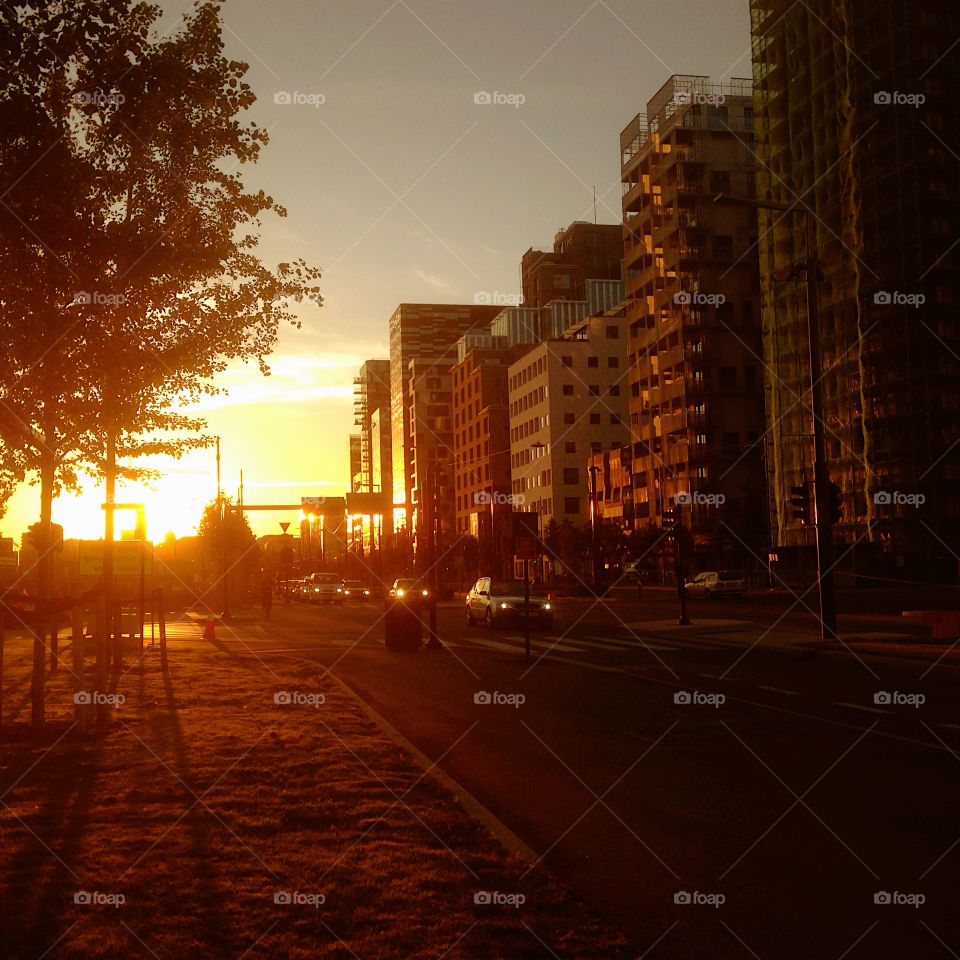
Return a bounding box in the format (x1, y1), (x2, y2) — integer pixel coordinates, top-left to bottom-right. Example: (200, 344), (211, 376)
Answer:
(308, 572), (344, 604)
(624, 560), (642, 579)
(387, 578), (430, 609)
(684, 570), (747, 599)
(465, 577), (553, 629)
(341, 580), (370, 602)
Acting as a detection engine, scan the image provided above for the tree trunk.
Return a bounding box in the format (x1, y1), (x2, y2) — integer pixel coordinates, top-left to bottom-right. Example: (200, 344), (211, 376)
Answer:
(31, 443), (55, 726)
(104, 432), (118, 668)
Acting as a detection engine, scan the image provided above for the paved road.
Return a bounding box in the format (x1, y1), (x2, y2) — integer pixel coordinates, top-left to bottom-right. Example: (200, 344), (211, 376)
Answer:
(190, 594), (960, 959)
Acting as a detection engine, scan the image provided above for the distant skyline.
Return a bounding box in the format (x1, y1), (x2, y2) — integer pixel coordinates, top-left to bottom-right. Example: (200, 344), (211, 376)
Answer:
(3, 0), (752, 541)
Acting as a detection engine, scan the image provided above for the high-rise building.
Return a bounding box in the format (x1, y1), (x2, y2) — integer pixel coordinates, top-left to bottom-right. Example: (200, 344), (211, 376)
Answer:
(508, 303), (630, 531)
(388, 303), (502, 531)
(348, 434), (362, 494)
(521, 221), (624, 309)
(751, 1), (960, 575)
(620, 75), (767, 560)
(353, 359), (391, 494)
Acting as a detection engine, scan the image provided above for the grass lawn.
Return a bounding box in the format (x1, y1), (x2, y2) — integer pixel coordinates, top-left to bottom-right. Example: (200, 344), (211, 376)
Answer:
(0, 626), (629, 958)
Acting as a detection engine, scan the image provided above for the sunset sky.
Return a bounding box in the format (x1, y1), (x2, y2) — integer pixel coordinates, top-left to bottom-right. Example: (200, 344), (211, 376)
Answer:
(3, 0), (750, 542)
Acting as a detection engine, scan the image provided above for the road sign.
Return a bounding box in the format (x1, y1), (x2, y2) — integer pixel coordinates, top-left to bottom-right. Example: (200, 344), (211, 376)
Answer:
(279, 522), (290, 533)
(78, 541), (152, 577)
(515, 537), (538, 560)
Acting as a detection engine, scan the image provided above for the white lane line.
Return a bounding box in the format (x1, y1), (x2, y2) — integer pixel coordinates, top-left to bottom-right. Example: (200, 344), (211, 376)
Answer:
(464, 636), (584, 656)
(502, 635), (585, 654)
(575, 636), (677, 653)
(836, 702), (890, 715)
(758, 685), (802, 696)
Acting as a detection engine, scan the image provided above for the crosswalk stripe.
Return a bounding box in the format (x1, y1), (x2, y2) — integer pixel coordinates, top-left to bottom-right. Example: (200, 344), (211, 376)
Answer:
(582, 634), (677, 651)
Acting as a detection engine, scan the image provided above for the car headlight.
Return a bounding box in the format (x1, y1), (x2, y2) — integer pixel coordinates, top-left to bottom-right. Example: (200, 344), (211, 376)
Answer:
(421, 589), (429, 597)
(500, 602), (513, 609)
(363, 589), (370, 596)
(313, 587), (320, 593)
(543, 602), (551, 611)
(396, 589), (405, 597)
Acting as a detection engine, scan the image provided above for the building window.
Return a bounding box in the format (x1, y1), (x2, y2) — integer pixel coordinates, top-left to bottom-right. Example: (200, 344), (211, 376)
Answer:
(563, 384), (573, 396)
(590, 413), (601, 424)
(591, 441), (602, 453)
(605, 325), (619, 339)
(564, 497), (581, 514)
(563, 467), (579, 485)
(565, 441), (576, 453)
(562, 355), (573, 367)
(712, 235), (733, 259)
(608, 356), (619, 368)
(587, 356), (599, 368)
(609, 384), (620, 397)
(564, 412), (576, 425)
(588, 384), (600, 396)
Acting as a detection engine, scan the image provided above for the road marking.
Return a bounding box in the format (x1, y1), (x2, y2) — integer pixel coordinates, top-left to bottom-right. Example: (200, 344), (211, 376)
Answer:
(836, 702), (890, 715)
(758, 685), (802, 696)
(477, 635), (584, 654)
(572, 636), (677, 653)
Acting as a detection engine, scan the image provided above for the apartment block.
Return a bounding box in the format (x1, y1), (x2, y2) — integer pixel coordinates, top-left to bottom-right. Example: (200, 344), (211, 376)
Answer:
(508, 306), (630, 530)
(521, 221), (623, 309)
(751, 0), (960, 574)
(621, 75), (767, 557)
(353, 359), (391, 495)
(388, 303), (501, 530)
(348, 434), (362, 494)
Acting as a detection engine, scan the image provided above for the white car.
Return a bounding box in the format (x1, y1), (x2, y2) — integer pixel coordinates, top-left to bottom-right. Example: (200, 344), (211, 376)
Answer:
(308, 572), (344, 604)
(684, 571), (747, 599)
(465, 577), (553, 629)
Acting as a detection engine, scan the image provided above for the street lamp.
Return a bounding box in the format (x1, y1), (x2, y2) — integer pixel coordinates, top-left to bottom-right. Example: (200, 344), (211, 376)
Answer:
(713, 192), (837, 641)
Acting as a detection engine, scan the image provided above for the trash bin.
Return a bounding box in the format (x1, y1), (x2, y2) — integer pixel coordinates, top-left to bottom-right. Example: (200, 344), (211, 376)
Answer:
(384, 600), (422, 651)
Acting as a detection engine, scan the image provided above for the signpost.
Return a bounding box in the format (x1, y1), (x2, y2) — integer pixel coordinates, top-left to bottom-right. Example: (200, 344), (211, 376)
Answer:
(514, 536), (539, 661)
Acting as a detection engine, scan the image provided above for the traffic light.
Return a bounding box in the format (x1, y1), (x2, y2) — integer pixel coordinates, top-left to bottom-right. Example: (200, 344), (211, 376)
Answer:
(826, 482), (842, 525)
(663, 504), (683, 540)
(790, 483), (812, 524)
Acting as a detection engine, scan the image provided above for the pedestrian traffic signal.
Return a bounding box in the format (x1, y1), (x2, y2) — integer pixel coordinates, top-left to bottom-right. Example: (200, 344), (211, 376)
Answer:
(790, 483), (812, 524)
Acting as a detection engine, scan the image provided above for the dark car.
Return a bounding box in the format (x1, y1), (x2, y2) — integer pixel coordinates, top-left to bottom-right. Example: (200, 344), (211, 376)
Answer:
(341, 580), (371, 602)
(465, 577), (553, 629)
(386, 578), (431, 610)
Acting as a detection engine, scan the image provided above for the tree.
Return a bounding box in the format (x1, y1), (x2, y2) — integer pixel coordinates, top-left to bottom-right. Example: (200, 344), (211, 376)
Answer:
(0, 1), (323, 718)
(197, 498), (257, 609)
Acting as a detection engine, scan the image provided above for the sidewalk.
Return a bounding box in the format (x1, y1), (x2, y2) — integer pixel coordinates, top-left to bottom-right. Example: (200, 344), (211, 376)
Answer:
(0, 628), (630, 959)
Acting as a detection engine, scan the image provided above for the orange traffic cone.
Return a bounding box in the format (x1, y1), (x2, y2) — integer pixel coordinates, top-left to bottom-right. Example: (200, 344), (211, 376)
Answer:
(203, 617), (216, 640)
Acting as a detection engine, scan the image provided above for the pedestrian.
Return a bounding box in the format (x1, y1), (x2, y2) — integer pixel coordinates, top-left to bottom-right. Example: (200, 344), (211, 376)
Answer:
(260, 576), (273, 619)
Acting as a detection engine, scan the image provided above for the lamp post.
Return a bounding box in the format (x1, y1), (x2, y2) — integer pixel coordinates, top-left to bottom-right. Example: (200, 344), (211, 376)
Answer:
(588, 464), (601, 591)
(714, 193), (837, 640)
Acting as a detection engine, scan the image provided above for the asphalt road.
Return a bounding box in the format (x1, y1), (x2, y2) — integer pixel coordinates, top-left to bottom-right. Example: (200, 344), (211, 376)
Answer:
(195, 592), (960, 959)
